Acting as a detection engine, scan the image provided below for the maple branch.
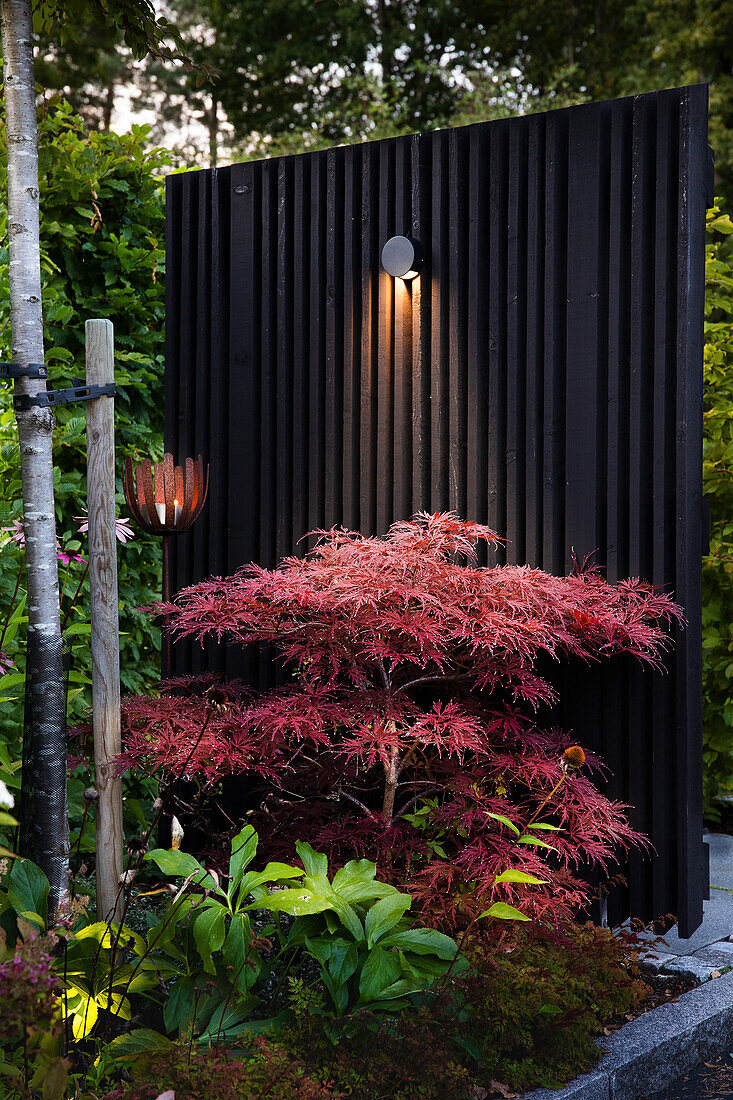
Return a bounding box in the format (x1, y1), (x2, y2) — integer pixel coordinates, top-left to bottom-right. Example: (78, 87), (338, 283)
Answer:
(393, 669), (472, 697)
(338, 787), (376, 819)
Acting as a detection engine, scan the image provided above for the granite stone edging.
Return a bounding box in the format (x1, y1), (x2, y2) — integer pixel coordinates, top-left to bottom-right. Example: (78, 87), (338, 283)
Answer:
(517, 969), (733, 1100)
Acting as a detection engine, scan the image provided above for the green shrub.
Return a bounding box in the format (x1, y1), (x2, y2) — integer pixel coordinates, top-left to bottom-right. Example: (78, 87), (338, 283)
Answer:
(102, 1039), (340, 1099)
(702, 202), (733, 812)
(283, 922), (649, 1098)
(0, 98), (168, 754)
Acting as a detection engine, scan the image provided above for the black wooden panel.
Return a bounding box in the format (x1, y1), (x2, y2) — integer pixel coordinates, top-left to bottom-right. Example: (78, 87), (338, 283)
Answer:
(164, 85), (709, 935)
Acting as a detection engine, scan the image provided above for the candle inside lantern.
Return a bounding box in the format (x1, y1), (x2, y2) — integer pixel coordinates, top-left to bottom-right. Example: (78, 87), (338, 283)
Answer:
(140, 501), (179, 527)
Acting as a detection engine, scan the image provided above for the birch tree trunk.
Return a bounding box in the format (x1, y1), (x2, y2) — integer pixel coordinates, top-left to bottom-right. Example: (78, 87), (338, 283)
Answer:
(1, 0), (69, 910)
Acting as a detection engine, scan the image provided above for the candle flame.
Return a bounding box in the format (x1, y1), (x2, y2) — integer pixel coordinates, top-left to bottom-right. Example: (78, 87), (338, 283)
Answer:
(174, 498), (179, 506)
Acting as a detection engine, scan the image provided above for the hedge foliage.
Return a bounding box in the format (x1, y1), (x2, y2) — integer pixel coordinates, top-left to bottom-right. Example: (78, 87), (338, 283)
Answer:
(703, 202), (733, 811)
(0, 99), (168, 744)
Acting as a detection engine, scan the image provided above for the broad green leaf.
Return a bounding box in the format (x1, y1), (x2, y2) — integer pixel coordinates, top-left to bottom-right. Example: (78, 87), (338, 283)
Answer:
(493, 870), (549, 885)
(379, 928), (458, 960)
(105, 1028), (174, 1062)
(358, 945), (403, 1003)
(144, 848), (219, 890)
(7, 859), (49, 925)
(235, 862), (303, 902)
(295, 840), (329, 877)
(0, 811), (18, 826)
(228, 825), (258, 894)
(71, 994), (98, 1039)
(364, 893), (412, 947)
(479, 902), (531, 922)
(73, 920), (145, 955)
(525, 822), (560, 831)
(222, 913), (259, 994)
(326, 940), (359, 987)
(329, 897), (365, 942)
(164, 978), (196, 1034)
(257, 886), (332, 917)
(196, 996), (260, 1043)
(486, 812), (521, 835)
(331, 858), (378, 893)
(62, 622), (92, 637)
(193, 904), (227, 973)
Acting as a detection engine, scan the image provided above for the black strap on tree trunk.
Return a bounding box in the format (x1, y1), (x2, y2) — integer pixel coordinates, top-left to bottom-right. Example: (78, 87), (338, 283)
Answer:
(1, 363), (116, 408)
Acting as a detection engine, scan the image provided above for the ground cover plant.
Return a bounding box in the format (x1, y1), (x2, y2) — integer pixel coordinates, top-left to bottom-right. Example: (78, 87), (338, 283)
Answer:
(121, 512), (681, 931)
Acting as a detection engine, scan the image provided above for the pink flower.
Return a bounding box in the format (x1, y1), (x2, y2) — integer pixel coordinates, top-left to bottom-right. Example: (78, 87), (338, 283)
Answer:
(0, 652), (16, 677)
(57, 551), (87, 566)
(0, 520), (24, 548)
(74, 507), (135, 544)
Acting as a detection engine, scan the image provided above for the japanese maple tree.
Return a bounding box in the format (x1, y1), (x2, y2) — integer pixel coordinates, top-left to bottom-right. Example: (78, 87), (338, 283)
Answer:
(120, 513), (682, 927)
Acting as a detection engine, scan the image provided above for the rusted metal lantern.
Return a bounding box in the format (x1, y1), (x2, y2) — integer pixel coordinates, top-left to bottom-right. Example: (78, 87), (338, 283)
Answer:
(123, 453), (209, 675)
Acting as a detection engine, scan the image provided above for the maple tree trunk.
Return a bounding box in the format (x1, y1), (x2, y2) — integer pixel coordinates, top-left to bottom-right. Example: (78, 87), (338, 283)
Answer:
(1, 0), (69, 910)
(382, 745), (400, 824)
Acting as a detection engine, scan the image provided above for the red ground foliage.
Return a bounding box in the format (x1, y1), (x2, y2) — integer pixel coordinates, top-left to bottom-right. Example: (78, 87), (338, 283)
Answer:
(119, 513), (682, 928)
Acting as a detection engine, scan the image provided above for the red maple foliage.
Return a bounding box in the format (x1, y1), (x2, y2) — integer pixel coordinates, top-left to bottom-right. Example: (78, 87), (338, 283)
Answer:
(119, 513), (682, 928)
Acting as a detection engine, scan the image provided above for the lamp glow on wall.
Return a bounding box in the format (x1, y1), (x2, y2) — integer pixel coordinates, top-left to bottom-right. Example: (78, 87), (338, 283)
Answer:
(381, 235), (422, 280)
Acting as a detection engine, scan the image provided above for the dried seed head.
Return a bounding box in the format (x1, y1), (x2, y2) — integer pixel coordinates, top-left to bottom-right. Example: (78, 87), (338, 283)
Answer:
(563, 745), (586, 770)
(126, 835), (148, 857)
(152, 797), (164, 813)
(83, 787), (100, 804)
(170, 816), (184, 851)
(119, 869), (137, 887)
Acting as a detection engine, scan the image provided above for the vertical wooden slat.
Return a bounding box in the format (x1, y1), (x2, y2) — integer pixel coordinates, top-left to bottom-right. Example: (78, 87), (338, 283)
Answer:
(506, 120), (528, 563)
(488, 121), (509, 562)
(276, 158), (294, 562)
(342, 145), (361, 531)
(430, 130), (448, 512)
(393, 138), (412, 522)
(325, 149), (344, 528)
(292, 155), (310, 547)
(542, 111), (568, 575)
(675, 84), (707, 934)
(448, 127), (468, 517)
(359, 147), (378, 534)
(524, 115), (545, 566)
(376, 141), (395, 533)
(411, 133), (431, 514)
(466, 125), (489, 533)
(309, 153), (327, 533)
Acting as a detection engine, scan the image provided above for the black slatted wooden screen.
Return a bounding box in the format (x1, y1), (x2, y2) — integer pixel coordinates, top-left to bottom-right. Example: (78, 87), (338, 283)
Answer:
(165, 84), (710, 935)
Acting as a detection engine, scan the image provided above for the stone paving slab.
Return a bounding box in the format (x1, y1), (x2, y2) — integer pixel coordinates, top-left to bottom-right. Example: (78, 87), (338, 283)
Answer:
(633, 834), (733, 955)
(518, 971), (733, 1100)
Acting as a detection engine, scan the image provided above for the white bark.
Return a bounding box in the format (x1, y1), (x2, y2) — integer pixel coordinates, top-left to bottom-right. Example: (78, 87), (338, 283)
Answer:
(1, 0), (69, 910)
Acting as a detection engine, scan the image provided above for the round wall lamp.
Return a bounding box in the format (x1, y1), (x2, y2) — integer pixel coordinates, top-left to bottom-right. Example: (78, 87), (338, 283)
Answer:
(381, 235), (422, 280)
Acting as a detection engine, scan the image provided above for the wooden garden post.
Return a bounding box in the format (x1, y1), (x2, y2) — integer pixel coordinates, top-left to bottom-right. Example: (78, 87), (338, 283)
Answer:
(85, 319), (123, 922)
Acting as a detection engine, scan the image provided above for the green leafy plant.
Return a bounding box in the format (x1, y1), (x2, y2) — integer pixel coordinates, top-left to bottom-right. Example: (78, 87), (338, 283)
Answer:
(265, 841), (458, 1016)
(144, 826), (459, 1025)
(144, 824), (305, 1041)
(0, 858), (160, 1044)
(702, 201), (733, 812)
